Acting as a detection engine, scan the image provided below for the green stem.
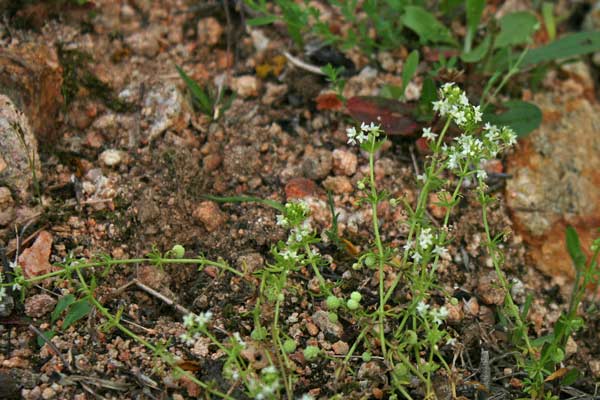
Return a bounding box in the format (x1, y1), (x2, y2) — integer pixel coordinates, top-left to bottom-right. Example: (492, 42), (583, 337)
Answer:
(367, 136), (388, 359)
(7, 256), (243, 287)
(73, 266), (235, 399)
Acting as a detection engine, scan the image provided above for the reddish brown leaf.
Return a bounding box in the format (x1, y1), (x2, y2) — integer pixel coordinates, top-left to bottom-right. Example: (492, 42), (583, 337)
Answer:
(544, 367), (569, 382)
(346, 96), (419, 136)
(176, 359), (202, 372)
(315, 92), (343, 111)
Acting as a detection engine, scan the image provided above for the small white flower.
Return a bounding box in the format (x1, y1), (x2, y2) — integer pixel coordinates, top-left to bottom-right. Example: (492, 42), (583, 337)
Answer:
(403, 240), (413, 251)
(183, 313), (195, 328)
(418, 228), (434, 249)
(276, 214), (288, 227)
(431, 306), (449, 325)
(299, 395), (315, 400)
(346, 126), (358, 145)
(416, 301), (430, 316)
(412, 251), (422, 263)
(179, 333), (195, 346)
(453, 109), (466, 126)
(476, 170), (487, 181)
(280, 249), (299, 261)
(432, 245), (448, 258)
(195, 311), (213, 328)
(356, 131), (369, 143)
(447, 152), (459, 170)
(446, 337), (457, 347)
(473, 105), (482, 122)
(361, 122), (379, 134)
(422, 127), (437, 141)
(233, 332), (246, 346)
(459, 92), (469, 106)
(262, 365), (278, 375)
(12, 282), (21, 292)
(416, 173), (426, 182)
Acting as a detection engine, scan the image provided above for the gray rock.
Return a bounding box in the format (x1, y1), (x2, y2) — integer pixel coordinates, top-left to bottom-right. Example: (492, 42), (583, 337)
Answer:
(142, 83), (191, 142)
(311, 310), (343, 338)
(506, 91), (600, 283)
(0, 187), (15, 227)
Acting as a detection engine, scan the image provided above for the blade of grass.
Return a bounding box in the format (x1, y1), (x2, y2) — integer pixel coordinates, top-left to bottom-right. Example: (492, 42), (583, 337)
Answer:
(201, 194), (285, 212)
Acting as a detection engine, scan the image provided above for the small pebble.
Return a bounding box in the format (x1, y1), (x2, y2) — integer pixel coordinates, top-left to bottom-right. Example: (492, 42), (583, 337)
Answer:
(24, 294), (57, 318)
(232, 76), (260, 98)
(192, 201), (226, 232)
(99, 149), (124, 167)
(332, 340), (349, 355)
(332, 149), (358, 176)
(197, 17), (223, 46)
(322, 176), (353, 194)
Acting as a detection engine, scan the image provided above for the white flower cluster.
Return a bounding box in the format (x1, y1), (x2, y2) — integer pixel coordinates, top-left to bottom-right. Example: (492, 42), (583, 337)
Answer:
(432, 83), (482, 130)
(416, 301), (449, 326)
(429, 83), (518, 176)
(179, 311), (213, 346)
(403, 227), (447, 264)
(346, 122), (382, 146)
(442, 122), (517, 175)
(287, 221), (312, 245)
(248, 365), (280, 400)
(276, 201), (310, 229)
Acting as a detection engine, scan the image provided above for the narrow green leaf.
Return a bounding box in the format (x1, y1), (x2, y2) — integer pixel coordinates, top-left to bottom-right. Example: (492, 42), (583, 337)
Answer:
(461, 34), (491, 63)
(416, 77), (437, 120)
(401, 50), (419, 98)
(201, 194), (285, 212)
(521, 31), (600, 67)
(36, 329), (55, 348)
(465, 0), (486, 52)
(62, 298), (93, 330)
(566, 226), (586, 271)
(175, 65), (213, 115)
(51, 294), (75, 324)
(494, 11), (539, 48)
(380, 84), (404, 99)
(542, 2), (556, 41)
(484, 100), (542, 137)
(246, 15), (278, 26)
(402, 6), (458, 45)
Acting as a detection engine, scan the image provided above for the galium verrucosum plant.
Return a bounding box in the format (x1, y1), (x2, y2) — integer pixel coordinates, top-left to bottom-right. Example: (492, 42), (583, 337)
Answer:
(252, 200), (334, 398)
(344, 82), (518, 396)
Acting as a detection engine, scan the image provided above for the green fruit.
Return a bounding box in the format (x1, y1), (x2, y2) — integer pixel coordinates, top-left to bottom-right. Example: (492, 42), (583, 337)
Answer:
(326, 295), (341, 310)
(405, 330), (418, 345)
(171, 244), (185, 259)
(364, 254), (376, 267)
(328, 312), (339, 323)
(361, 351), (372, 362)
(347, 298), (360, 310)
(303, 345), (320, 361)
(350, 291), (362, 302)
(251, 327), (267, 341)
(283, 339), (297, 353)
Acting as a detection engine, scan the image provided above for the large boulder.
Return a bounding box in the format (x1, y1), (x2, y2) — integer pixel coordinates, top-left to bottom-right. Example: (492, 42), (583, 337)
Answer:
(506, 90), (600, 287)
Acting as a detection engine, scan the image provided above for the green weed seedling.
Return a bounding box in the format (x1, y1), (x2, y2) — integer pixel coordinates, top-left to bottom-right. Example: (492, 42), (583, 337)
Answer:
(176, 65), (235, 121)
(321, 63), (347, 103)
